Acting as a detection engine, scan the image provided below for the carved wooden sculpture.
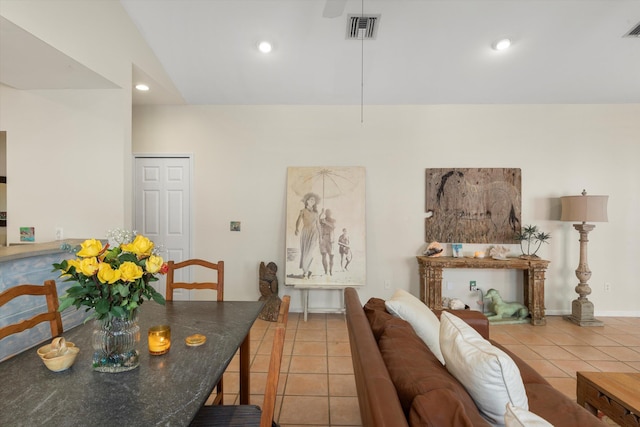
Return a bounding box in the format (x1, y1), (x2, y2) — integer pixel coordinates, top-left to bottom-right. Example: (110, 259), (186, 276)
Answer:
(259, 261), (282, 322)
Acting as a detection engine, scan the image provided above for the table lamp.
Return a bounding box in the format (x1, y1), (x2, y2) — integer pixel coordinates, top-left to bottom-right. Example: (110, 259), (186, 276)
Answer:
(560, 190), (608, 326)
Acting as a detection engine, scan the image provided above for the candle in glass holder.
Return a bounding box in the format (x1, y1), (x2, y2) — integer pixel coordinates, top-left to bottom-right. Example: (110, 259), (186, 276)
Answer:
(148, 325), (171, 355)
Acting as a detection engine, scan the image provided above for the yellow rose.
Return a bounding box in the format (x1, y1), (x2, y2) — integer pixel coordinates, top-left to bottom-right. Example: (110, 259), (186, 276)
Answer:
(65, 258), (81, 272)
(121, 235), (154, 257)
(119, 261), (143, 282)
(145, 255), (164, 274)
(77, 239), (104, 258)
(78, 257), (99, 276)
(97, 262), (122, 284)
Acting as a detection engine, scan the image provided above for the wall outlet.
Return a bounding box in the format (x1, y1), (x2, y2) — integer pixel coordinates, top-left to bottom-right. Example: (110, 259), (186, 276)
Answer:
(384, 280), (391, 290)
(604, 282), (611, 292)
(469, 280), (477, 291)
(55, 227), (63, 240)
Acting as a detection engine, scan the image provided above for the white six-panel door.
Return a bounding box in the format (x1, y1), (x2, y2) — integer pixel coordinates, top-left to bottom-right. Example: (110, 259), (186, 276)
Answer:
(134, 156), (191, 299)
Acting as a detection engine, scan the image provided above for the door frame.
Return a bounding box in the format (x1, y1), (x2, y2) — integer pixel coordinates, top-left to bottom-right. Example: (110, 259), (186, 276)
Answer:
(132, 153), (194, 264)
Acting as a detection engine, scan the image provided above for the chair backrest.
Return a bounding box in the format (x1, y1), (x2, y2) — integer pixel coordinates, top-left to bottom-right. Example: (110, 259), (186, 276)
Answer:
(277, 295), (289, 326)
(166, 259), (224, 301)
(0, 280), (63, 341)
(260, 295), (290, 427)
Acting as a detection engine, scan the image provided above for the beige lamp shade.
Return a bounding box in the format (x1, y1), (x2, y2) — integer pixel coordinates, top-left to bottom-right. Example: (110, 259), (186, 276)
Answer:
(560, 192), (608, 223)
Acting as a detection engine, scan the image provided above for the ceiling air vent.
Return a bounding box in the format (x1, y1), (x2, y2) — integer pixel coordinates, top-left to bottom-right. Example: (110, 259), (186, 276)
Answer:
(624, 21), (640, 37)
(346, 14), (380, 40)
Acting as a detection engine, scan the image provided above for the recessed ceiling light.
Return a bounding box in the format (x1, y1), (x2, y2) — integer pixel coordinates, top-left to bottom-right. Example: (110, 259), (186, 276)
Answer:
(492, 38), (512, 51)
(257, 41), (272, 53)
(135, 84), (150, 91)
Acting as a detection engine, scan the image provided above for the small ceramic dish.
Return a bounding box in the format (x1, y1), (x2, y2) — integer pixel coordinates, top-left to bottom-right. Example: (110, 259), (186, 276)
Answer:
(37, 341), (76, 359)
(42, 346), (80, 372)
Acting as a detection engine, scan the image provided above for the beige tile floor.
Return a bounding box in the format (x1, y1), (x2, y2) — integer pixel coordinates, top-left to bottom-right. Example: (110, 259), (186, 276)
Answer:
(217, 313), (640, 426)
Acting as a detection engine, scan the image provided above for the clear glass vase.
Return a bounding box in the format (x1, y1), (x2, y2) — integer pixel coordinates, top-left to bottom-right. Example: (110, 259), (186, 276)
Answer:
(92, 310), (140, 373)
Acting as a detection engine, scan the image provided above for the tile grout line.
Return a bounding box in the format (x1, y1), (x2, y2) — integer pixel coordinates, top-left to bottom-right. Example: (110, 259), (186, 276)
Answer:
(325, 314), (332, 426)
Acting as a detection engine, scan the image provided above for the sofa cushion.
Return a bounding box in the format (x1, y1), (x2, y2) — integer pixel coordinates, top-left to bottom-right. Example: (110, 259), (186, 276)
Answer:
(378, 316), (491, 426)
(409, 391), (491, 427)
(385, 289), (445, 364)
(493, 342), (604, 426)
(440, 311), (528, 426)
(504, 403), (553, 427)
(437, 309), (490, 340)
(363, 297), (394, 341)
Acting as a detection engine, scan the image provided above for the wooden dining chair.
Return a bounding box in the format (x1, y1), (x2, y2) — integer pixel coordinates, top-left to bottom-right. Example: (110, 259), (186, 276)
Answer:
(166, 259), (224, 302)
(0, 280), (63, 341)
(167, 258), (225, 404)
(189, 295), (291, 427)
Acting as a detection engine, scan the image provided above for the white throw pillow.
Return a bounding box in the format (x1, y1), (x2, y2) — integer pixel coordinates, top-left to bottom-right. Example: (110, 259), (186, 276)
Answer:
(504, 403), (553, 427)
(439, 311), (528, 426)
(385, 289), (444, 364)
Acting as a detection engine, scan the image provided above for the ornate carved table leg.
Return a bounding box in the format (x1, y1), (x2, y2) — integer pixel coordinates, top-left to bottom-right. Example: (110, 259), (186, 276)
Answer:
(419, 261), (427, 304)
(526, 264), (547, 326)
(418, 260), (442, 310)
(427, 266), (443, 310)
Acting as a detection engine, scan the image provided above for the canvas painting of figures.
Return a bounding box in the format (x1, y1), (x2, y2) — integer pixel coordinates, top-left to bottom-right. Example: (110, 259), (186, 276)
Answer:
(425, 168), (521, 243)
(285, 166), (366, 287)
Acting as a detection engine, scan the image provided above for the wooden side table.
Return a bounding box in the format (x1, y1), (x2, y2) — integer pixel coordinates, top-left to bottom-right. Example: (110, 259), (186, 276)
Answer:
(577, 371), (640, 426)
(416, 256), (550, 325)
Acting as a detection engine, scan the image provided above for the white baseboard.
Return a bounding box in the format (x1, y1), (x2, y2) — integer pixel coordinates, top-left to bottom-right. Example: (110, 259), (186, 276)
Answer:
(545, 309), (640, 317)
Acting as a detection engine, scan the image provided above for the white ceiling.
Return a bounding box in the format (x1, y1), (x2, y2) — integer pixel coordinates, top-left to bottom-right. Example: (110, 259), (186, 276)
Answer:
(1, 1), (639, 106)
(121, 0), (640, 105)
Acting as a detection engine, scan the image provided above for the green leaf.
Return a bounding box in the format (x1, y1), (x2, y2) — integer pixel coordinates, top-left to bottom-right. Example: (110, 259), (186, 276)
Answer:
(65, 285), (88, 297)
(118, 253), (139, 263)
(115, 283), (130, 297)
(536, 232), (552, 242)
(95, 299), (110, 314)
(152, 291), (166, 305)
(52, 260), (68, 271)
(111, 306), (126, 318)
(103, 247), (121, 262)
(58, 297), (75, 312)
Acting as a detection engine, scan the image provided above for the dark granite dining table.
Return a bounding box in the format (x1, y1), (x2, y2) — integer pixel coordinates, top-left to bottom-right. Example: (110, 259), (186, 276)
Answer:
(0, 300), (264, 427)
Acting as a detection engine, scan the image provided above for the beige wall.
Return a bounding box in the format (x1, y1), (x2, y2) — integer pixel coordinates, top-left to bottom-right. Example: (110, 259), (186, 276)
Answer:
(0, 84), (129, 242)
(132, 104), (640, 315)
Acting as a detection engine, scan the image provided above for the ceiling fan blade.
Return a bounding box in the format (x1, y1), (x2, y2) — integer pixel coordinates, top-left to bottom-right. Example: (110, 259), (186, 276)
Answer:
(322, 0), (347, 18)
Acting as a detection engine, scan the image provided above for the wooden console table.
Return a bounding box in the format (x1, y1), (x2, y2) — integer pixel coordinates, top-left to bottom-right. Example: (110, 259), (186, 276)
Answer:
(577, 371), (640, 426)
(416, 256), (550, 326)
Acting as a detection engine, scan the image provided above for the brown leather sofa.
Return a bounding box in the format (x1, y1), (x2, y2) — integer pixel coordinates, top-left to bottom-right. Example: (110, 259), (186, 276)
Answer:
(344, 287), (604, 427)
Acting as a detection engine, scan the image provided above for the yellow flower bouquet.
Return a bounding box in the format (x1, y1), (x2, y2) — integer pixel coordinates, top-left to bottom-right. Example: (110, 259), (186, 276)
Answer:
(54, 233), (167, 322)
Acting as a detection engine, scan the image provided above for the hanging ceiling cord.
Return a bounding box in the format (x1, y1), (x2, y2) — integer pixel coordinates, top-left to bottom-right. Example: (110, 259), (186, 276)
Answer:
(361, 0), (364, 124)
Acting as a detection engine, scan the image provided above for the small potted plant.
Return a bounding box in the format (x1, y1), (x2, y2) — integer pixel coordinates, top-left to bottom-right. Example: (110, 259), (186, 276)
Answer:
(514, 225), (551, 258)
